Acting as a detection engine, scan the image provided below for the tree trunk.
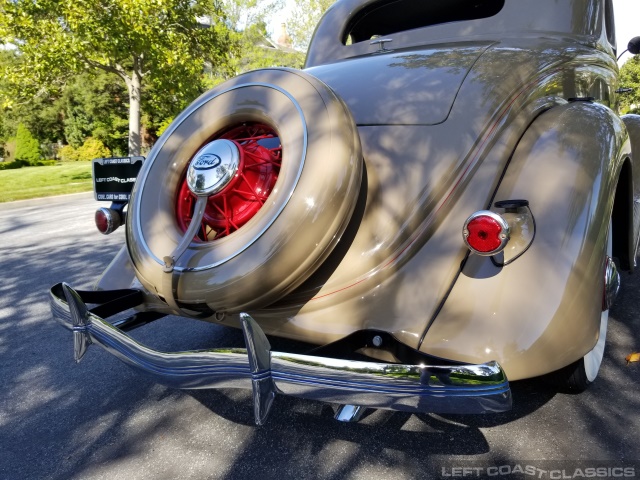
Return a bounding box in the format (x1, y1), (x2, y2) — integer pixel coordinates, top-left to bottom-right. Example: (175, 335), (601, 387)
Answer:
(127, 58), (142, 157)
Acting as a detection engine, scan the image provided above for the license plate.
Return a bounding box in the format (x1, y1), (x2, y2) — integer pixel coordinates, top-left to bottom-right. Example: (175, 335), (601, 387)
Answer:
(92, 156), (144, 202)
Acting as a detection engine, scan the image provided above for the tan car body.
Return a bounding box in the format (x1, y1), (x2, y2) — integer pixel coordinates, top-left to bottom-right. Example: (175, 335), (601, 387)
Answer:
(97, 0), (640, 382)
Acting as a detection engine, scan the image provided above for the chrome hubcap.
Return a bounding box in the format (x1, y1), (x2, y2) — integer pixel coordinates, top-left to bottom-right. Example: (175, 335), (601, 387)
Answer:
(602, 255), (620, 311)
(187, 139), (241, 196)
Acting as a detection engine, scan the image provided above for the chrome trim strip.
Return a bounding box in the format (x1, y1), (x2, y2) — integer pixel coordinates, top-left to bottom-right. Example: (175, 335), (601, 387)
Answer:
(131, 77), (309, 272)
(51, 283), (512, 424)
(163, 196), (208, 274)
(63, 284), (92, 363)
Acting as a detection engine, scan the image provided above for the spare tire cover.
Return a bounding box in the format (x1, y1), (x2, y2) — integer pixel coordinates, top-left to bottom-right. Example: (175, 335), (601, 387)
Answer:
(126, 68), (363, 313)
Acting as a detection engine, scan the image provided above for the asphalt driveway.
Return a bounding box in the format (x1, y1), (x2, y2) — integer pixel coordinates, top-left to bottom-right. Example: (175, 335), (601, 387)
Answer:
(1, 194), (639, 479)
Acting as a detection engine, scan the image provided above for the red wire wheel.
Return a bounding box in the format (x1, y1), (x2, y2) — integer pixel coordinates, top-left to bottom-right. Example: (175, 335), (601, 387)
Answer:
(175, 124), (282, 241)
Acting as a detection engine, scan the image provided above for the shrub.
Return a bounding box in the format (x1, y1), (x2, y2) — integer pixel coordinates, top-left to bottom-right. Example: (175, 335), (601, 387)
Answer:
(0, 159), (58, 170)
(76, 137), (111, 161)
(0, 159), (28, 170)
(34, 160), (58, 166)
(14, 124), (41, 164)
(58, 138), (111, 161)
(59, 144), (80, 162)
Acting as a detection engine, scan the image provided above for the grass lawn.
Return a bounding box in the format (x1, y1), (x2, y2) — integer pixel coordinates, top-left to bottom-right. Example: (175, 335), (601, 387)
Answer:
(0, 162), (93, 203)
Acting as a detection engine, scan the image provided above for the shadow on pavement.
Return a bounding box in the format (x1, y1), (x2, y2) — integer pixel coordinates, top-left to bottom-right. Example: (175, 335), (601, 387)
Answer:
(1, 199), (639, 480)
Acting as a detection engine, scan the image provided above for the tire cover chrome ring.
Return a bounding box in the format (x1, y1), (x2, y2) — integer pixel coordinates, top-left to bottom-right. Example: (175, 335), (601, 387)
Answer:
(130, 82), (308, 271)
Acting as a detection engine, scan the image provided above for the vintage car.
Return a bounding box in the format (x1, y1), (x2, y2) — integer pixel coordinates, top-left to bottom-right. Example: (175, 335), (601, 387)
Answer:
(50, 0), (640, 424)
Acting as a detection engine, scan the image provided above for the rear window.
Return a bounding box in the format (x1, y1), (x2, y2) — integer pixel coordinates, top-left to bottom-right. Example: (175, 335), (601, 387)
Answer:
(344, 0), (505, 44)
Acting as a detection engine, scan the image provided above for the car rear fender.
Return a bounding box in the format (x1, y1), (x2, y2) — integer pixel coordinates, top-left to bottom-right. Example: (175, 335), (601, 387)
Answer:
(94, 246), (135, 291)
(420, 101), (631, 380)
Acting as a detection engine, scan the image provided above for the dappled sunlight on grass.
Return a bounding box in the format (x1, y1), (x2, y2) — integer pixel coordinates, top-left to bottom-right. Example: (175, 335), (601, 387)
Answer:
(0, 162), (93, 202)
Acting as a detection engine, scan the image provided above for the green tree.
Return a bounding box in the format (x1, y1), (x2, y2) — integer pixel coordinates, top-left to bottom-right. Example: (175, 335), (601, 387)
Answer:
(232, 21), (304, 73)
(0, 50), (64, 151)
(14, 123), (40, 164)
(61, 71), (129, 155)
(0, 0), (237, 156)
(222, 0), (282, 38)
(217, 0), (303, 79)
(287, 0), (333, 52)
(0, 50), (65, 153)
(619, 56), (640, 114)
(0, 53), (129, 156)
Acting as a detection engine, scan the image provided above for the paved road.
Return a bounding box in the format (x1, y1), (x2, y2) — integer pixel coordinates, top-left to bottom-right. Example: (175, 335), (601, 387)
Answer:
(1, 194), (640, 480)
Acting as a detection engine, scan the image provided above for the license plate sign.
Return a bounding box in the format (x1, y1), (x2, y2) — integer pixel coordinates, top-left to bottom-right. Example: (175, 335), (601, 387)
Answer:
(93, 156), (144, 201)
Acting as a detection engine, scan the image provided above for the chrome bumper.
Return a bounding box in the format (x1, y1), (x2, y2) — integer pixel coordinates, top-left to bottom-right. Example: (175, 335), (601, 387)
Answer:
(50, 283), (511, 424)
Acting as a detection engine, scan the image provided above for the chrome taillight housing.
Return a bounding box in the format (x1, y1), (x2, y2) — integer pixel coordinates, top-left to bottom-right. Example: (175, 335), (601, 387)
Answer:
(463, 210), (510, 256)
(95, 207), (122, 235)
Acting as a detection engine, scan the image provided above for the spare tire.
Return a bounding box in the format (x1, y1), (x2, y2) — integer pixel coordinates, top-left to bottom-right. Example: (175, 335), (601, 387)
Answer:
(126, 68), (363, 313)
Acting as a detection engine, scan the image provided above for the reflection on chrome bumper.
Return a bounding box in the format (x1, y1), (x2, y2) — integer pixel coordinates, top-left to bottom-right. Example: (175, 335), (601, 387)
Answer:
(50, 283), (511, 424)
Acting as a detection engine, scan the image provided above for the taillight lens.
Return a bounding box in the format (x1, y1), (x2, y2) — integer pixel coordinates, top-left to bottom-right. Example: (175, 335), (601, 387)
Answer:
(463, 211), (510, 255)
(95, 208), (121, 235)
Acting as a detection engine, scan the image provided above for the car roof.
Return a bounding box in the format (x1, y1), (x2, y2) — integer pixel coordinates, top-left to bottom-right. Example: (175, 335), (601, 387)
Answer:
(306, 0), (613, 67)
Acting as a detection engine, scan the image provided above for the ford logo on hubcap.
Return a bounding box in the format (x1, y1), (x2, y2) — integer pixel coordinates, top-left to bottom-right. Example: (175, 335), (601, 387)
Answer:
(193, 153), (222, 170)
(187, 139), (241, 196)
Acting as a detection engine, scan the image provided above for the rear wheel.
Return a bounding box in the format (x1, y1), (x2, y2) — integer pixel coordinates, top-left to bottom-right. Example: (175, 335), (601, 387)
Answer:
(549, 220), (612, 392)
(550, 310), (608, 392)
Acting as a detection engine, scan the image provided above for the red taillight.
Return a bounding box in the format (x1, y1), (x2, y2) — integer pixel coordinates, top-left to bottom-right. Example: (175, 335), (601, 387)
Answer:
(95, 208), (121, 235)
(463, 211), (510, 255)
